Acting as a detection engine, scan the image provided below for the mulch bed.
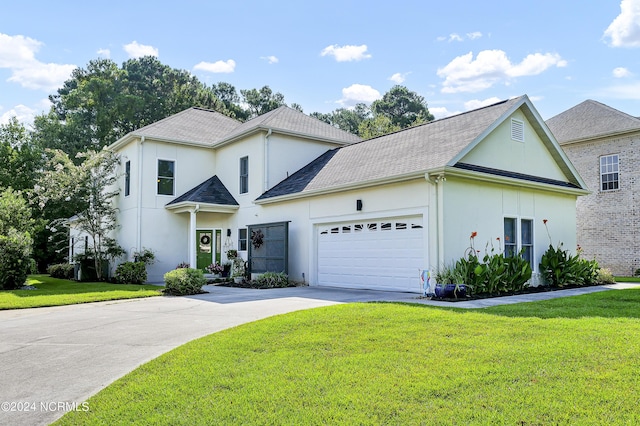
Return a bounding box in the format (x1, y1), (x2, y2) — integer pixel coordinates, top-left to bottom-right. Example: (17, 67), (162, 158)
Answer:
(427, 282), (604, 302)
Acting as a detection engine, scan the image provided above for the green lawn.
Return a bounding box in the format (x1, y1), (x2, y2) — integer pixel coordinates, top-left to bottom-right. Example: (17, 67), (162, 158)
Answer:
(56, 287), (640, 425)
(0, 275), (163, 310)
(614, 276), (640, 283)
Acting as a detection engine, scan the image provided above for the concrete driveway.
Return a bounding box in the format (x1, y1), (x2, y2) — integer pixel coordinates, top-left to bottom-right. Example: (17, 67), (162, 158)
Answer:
(0, 283), (631, 425)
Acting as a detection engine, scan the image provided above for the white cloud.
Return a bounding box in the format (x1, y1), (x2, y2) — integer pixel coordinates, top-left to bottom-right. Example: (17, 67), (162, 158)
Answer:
(194, 59), (236, 73)
(261, 55), (278, 64)
(320, 44), (371, 62)
(0, 104), (37, 126)
(604, 0), (640, 47)
(96, 48), (111, 58)
(463, 97), (502, 110)
(613, 66), (633, 77)
(429, 106), (460, 119)
(389, 72), (410, 84)
(437, 50), (567, 93)
(437, 32), (483, 42)
(0, 33), (75, 91)
(123, 41), (158, 58)
(337, 84), (381, 106)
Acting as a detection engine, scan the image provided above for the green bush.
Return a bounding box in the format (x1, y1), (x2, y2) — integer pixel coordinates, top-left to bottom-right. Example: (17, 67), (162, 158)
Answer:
(0, 229), (33, 290)
(114, 261), (147, 284)
(597, 268), (615, 284)
(539, 244), (600, 287)
(164, 268), (206, 296)
(451, 250), (531, 296)
(47, 263), (75, 279)
(251, 272), (290, 289)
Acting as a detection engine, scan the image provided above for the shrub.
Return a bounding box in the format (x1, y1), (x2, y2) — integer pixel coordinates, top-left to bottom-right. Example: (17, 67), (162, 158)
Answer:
(164, 268), (206, 296)
(133, 248), (155, 265)
(539, 244), (600, 287)
(114, 261), (147, 284)
(597, 268), (615, 284)
(0, 229), (33, 290)
(251, 272), (290, 289)
(47, 263), (75, 279)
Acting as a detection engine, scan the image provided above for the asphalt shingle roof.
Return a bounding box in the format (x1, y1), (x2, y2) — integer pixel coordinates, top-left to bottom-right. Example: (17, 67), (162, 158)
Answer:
(259, 97), (522, 200)
(166, 175), (238, 206)
(219, 106), (362, 145)
(546, 100), (640, 144)
(132, 107), (242, 145)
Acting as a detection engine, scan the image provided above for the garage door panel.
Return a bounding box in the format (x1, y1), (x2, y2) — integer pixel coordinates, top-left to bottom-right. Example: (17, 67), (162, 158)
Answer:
(317, 216), (425, 293)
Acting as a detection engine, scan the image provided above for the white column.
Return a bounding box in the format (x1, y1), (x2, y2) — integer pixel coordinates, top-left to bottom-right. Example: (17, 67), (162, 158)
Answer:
(189, 209), (197, 268)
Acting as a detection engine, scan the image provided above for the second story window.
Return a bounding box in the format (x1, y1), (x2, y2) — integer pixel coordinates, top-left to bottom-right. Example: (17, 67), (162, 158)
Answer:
(239, 156), (249, 194)
(600, 154), (619, 191)
(124, 160), (131, 197)
(157, 159), (175, 196)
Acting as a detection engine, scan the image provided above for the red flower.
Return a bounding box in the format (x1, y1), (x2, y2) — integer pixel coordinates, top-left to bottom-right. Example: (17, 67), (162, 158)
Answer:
(496, 237), (501, 241)
(470, 231), (478, 238)
(543, 219), (548, 224)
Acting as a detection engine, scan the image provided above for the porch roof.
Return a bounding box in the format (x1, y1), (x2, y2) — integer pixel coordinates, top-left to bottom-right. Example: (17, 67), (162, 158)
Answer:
(165, 175), (239, 213)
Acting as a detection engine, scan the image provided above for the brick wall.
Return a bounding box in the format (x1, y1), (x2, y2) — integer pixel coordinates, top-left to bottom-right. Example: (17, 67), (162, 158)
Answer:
(561, 131), (640, 276)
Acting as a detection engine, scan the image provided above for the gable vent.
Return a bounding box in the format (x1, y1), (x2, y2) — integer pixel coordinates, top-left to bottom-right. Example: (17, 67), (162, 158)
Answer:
(511, 119), (524, 142)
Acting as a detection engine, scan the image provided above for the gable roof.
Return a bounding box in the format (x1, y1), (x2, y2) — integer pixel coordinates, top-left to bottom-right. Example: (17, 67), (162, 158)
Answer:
(166, 175), (238, 207)
(546, 100), (640, 144)
(258, 95), (586, 202)
(109, 107), (242, 150)
(216, 106), (362, 146)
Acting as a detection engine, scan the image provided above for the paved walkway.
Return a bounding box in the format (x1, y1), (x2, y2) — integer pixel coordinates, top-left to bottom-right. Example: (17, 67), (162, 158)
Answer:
(0, 283), (634, 425)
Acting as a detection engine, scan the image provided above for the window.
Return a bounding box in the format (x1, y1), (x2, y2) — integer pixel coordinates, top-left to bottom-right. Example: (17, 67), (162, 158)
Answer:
(238, 228), (247, 251)
(157, 159), (175, 196)
(600, 154), (619, 191)
(124, 160), (131, 197)
(504, 217), (534, 267)
(239, 156), (249, 194)
(511, 119), (524, 142)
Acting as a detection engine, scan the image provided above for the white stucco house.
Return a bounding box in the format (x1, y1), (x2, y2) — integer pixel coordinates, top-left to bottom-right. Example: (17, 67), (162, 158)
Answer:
(74, 94), (588, 292)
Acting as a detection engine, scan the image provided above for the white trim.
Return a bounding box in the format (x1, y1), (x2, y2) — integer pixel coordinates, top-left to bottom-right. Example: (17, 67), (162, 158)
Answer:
(156, 157), (176, 197)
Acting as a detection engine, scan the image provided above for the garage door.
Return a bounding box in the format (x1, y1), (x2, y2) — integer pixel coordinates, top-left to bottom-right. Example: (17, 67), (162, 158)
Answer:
(317, 216), (425, 292)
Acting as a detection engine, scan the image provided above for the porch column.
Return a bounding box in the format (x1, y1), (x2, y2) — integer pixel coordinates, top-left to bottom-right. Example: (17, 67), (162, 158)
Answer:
(189, 207), (198, 268)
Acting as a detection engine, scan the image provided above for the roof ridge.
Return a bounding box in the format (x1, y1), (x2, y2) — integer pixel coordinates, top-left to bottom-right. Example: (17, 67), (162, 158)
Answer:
(584, 99), (640, 123)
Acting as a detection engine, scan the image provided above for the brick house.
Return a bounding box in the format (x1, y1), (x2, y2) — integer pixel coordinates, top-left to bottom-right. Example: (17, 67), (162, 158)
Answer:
(546, 100), (640, 276)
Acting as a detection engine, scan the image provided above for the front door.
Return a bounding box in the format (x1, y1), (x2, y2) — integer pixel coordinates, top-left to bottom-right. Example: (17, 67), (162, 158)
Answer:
(196, 230), (213, 270)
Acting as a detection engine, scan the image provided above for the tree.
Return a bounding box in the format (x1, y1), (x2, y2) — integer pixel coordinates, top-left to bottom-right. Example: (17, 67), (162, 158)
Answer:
(240, 86), (287, 118)
(34, 149), (121, 280)
(358, 115), (401, 140)
(311, 103), (370, 135)
(0, 117), (44, 191)
(371, 85), (434, 129)
(0, 188), (33, 289)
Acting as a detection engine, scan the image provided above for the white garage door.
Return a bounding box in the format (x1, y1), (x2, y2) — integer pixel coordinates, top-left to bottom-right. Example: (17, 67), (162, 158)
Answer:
(317, 216), (425, 292)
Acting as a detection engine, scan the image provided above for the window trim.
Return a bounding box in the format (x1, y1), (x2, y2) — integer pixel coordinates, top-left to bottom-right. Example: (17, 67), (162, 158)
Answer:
(157, 158), (176, 196)
(238, 228), (248, 251)
(503, 216), (535, 271)
(124, 160), (131, 197)
(599, 154), (619, 192)
(239, 156), (249, 194)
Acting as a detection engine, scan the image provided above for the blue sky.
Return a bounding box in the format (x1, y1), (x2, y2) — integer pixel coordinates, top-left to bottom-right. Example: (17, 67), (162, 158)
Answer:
(1, 1), (639, 126)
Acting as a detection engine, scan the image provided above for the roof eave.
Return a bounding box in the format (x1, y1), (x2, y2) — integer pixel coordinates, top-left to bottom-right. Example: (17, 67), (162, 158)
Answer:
(559, 128), (640, 146)
(214, 126), (358, 148)
(439, 166), (590, 196)
(255, 171), (426, 205)
(165, 201), (239, 214)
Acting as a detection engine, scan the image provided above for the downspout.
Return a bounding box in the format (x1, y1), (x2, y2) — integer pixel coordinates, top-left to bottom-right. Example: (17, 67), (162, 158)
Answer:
(136, 136), (145, 254)
(263, 128), (272, 192)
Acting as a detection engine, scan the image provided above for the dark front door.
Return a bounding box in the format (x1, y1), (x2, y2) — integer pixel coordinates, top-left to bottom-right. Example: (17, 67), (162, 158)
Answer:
(196, 230), (213, 270)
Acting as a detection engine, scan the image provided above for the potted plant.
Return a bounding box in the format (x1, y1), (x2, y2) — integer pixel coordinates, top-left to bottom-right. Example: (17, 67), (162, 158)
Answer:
(205, 262), (224, 278)
(231, 257), (245, 284)
(226, 249), (238, 259)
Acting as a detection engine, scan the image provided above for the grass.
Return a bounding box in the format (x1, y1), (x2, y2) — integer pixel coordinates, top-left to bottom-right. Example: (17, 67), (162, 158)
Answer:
(0, 275), (163, 310)
(614, 276), (640, 283)
(56, 287), (640, 425)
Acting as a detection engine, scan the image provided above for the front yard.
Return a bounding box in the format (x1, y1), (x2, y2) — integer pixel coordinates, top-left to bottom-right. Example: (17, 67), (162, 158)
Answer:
(55, 287), (640, 425)
(0, 275), (163, 310)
